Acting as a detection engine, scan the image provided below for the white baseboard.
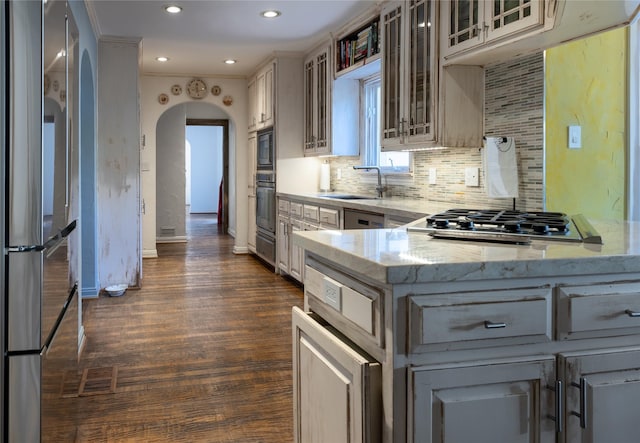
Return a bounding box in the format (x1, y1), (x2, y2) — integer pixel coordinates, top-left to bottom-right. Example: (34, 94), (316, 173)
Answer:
(233, 246), (249, 254)
(143, 249), (159, 258)
(156, 236), (187, 243)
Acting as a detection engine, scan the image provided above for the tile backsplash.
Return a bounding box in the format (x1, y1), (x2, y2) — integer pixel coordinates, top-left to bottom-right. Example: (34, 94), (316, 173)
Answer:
(329, 52), (544, 211)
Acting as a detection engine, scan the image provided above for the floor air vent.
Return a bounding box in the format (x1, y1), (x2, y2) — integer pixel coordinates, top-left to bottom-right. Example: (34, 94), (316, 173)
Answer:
(78, 366), (118, 396)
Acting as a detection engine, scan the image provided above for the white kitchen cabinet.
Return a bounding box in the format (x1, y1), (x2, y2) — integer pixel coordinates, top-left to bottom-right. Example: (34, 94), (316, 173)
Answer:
(277, 216), (289, 272)
(441, 0), (546, 60)
(247, 76), (258, 132)
(289, 219), (304, 282)
(381, 0), (483, 150)
(247, 134), (257, 253)
(559, 347), (640, 443)
(303, 44), (331, 156)
(411, 356), (556, 443)
(381, 0), (437, 150)
(292, 307), (381, 443)
(255, 62), (274, 130)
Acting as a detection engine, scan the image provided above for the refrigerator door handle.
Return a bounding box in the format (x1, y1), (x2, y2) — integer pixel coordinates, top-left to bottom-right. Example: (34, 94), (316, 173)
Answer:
(6, 219), (76, 254)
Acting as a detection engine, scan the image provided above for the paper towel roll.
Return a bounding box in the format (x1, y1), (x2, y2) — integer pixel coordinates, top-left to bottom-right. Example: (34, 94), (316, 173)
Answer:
(319, 162), (331, 192)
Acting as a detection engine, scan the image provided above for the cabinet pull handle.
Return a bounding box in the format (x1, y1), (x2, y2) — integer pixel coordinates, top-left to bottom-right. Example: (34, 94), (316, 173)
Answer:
(570, 377), (588, 429)
(484, 320), (507, 329)
(546, 380), (564, 433)
(625, 309), (640, 317)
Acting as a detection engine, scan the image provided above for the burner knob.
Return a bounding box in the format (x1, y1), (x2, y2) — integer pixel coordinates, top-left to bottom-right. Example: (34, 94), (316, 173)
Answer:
(435, 219), (450, 229)
(504, 221), (521, 233)
(458, 220), (475, 230)
(533, 223), (550, 234)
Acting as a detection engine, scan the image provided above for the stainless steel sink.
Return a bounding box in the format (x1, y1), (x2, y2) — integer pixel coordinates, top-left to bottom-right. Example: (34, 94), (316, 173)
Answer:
(319, 194), (376, 200)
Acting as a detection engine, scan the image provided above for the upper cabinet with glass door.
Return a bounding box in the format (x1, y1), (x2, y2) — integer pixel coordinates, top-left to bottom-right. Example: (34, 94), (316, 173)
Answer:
(381, 0), (437, 151)
(303, 44), (331, 156)
(441, 0), (557, 63)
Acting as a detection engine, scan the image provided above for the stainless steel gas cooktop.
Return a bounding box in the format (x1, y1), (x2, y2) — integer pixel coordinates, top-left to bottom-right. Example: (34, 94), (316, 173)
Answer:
(407, 209), (602, 245)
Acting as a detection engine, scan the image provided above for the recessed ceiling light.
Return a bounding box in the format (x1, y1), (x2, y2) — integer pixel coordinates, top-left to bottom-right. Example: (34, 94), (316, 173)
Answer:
(224, 59), (237, 65)
(165, 5), (182, 14)
(261, 10), (281, 18)
(156, 56), (169, 62)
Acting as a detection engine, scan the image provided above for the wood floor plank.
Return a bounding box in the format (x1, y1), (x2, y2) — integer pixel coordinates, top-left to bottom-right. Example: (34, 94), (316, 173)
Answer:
(42, 214), (303, 442)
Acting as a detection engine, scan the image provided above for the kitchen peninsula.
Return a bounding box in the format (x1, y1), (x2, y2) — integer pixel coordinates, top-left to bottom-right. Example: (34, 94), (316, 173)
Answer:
(292, 218), (640, 442)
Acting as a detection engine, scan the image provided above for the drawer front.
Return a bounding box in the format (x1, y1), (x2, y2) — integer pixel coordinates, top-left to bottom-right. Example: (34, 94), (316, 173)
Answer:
(409, 287), (552, 352)
(303, 204), (319, 222)
(558, 281), (640, 339)
(278, 199), (290, 214)
(319, 207), (340, 229)
(304, 261), (383, 355)
(291, 219), (304, 230)
(290, 202), (303, 218)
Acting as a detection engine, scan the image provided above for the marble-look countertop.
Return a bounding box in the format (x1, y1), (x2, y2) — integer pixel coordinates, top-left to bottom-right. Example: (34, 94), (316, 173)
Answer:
(293, 218), (640, 284)
(276, 192), (454, 221)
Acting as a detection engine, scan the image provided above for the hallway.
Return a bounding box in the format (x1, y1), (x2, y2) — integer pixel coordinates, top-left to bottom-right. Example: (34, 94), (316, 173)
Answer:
(44, 214), (303, 442)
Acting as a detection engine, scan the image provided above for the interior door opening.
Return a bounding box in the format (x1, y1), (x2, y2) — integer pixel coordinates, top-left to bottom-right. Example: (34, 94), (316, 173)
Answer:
(185, 119), (229, 235)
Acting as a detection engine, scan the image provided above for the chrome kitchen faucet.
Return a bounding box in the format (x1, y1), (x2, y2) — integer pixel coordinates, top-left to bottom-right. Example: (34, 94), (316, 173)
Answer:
(353, 166), (387, 198)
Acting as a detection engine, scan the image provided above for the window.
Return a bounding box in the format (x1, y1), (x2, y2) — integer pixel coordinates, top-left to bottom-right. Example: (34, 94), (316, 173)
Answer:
(362, 75), (411, 173)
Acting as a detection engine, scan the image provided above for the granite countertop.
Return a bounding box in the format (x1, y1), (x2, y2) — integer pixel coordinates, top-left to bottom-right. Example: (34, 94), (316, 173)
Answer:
(276, 192), (454, 220)
(293, 218), (640, 284)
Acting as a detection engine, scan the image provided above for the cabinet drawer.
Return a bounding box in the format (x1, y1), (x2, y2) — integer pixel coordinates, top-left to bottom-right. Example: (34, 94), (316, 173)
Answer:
(303, 204), (319, 222)
(558, 281), (640, 340)
(319, 207), (340, 229)
(278, 199), (290, 214)
(304, 261), (383, 356)
(409, 287), (552, 352)
(290, 202), (303, 218)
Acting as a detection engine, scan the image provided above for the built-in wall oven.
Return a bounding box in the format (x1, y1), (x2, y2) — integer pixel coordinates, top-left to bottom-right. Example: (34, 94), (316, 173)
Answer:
(255, 172), (276, 266)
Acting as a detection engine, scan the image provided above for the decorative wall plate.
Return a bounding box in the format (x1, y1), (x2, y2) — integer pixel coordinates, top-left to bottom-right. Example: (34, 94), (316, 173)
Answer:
(211, 85), (222, 96)
(222, 95), (233, 106)
(53, 79), (59, 92)
(44, 74), (51, 95)
(187, 78), (208, 99)
(158, 93), (169, 105)
(171, 84), (182, 95)
(59, 90), (66, 102)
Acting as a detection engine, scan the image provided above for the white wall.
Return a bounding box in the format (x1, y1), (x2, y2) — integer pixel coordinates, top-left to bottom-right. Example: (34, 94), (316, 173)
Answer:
(187, 125), (223, 213)
(140, 75), (248, 258)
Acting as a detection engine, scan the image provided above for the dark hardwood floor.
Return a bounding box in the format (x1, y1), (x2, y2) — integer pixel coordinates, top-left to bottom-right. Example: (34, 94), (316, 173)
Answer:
(44, 214), (303, 442)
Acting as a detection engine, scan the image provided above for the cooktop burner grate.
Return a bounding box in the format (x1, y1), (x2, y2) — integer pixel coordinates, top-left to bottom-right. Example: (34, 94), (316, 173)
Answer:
(408, 208), (603, 244)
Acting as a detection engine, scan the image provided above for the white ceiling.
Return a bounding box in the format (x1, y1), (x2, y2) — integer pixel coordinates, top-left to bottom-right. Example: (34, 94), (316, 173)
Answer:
(87, 0), (379, 77)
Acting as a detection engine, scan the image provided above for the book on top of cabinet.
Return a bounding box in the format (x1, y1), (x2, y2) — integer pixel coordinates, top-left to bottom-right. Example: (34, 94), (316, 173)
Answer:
(335, 18), (380, 76)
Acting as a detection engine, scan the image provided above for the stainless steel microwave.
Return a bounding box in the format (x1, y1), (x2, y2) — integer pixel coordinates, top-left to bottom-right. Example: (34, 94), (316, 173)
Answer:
(257, 128), (274, 170)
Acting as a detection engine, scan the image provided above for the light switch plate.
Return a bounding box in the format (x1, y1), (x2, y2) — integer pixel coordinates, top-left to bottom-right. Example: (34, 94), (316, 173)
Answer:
(429, 168), (437, 185)
(568, 125), (581, 149)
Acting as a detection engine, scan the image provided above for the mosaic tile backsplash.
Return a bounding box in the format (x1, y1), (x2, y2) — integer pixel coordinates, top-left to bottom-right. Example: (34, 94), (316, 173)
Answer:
(329, 52), (544, 212)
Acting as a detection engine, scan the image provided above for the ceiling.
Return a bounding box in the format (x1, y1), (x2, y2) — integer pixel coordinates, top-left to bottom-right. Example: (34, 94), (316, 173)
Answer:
(86, 0), (379, 77)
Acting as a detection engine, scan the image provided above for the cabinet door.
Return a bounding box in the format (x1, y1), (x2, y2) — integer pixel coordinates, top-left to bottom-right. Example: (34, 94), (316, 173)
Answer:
(381, 1), (405, 150)
(314, 48), (330, 154)
(303, 57), (316, 154)
(405, 0), (436, 144)
(411, 357), (556, 443)
(257, 63), (274, 129)
(247, 77), (257, 131)
(559, 347), (640, 443)
(441, 0), (484, 57)
(292, 307), (381, 443)
(485, 0), (543, 43)
(290, 221), (303, 282)
(277, 217), (289, 273)
(248, 195), (256, 252)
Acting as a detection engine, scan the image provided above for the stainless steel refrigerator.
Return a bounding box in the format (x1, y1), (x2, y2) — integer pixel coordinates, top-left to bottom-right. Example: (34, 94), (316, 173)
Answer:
(2, 1), (79, 441)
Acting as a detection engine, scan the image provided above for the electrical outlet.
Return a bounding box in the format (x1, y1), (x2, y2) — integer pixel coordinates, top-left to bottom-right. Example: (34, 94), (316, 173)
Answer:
(323, 277), (341, 311)
(465, 167), (479, 187)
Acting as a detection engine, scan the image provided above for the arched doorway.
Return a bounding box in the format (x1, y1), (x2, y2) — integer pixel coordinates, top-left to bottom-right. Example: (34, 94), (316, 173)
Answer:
(155, 104), (229, 243)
